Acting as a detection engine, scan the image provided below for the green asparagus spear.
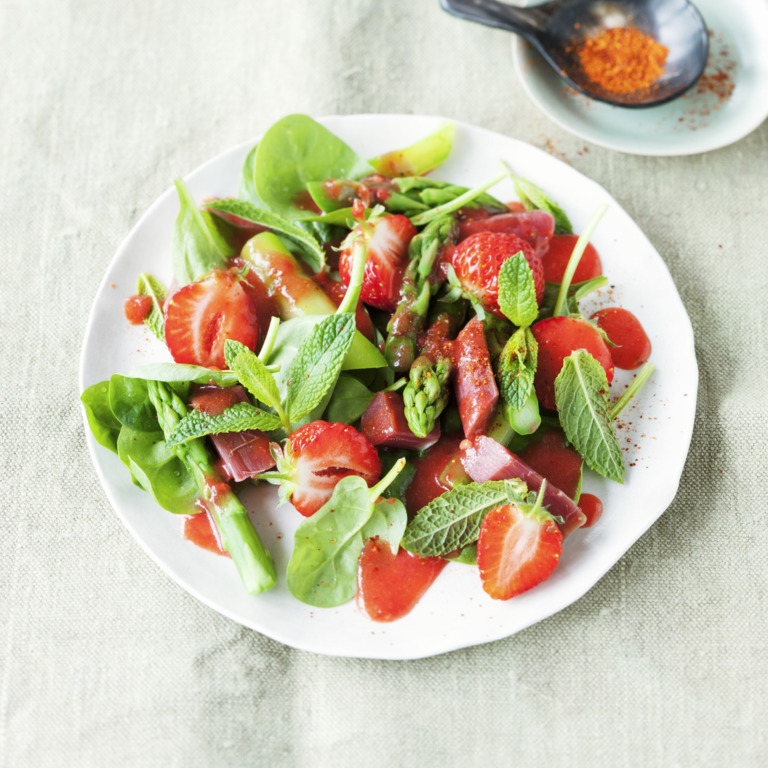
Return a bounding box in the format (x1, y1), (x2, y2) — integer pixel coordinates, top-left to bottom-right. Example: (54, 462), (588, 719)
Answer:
(147, 380), (277, 594)
(385, 214), (457, 371)
(394, 177), (508, 214)
(402, 354), (453, 438)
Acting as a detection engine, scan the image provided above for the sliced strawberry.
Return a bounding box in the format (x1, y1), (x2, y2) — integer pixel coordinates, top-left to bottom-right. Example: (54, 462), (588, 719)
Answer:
(531, 315), (614, 411)
(164, 269), (258, 369)
(448, 231), (545, 317)
(477, 501), (563, 600)
(276, 421), (382, 517)
(338, 213), (417, 311)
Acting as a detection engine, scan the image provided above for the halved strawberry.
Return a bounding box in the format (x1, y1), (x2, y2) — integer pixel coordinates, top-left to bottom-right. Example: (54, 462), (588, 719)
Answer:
(476, 496), (563, 600)
(273, 421), (382, 517)
(448, 231), (545, 317)
(164, 269), (258, 369)
(338, 213), (417, 311)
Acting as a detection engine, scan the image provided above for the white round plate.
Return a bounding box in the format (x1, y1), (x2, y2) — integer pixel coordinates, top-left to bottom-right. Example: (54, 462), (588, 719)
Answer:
(512, 0), (768, 155)
(80, 115), (697, 659)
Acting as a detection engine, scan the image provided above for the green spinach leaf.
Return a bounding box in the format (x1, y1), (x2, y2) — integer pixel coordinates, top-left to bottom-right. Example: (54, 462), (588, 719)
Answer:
(171, 178), (234, 286)
(81, 381), (121, 453)
(254, 114), (375, 220)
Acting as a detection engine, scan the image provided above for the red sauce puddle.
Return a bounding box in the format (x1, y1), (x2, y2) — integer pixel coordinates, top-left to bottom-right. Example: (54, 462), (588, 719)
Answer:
(182, 508), (229, 557)
(357, 539), (447, 622)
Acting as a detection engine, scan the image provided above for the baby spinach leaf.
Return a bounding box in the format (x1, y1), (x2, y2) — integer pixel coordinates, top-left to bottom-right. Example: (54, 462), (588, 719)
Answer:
(125, 363), (238, 387)
(81, 381), (121, 453)
(323, 374), (375, 425)
(166, 403), (282, 447)
(554, 350), (625, 484)
(497, 326), (538, 412)
(286, 475), (375, 607)
(284, 313), (356, 423)
(109, 375), (159, 432)
(205, 198), (325, 273)
(361, 497), (408, 555)
(402, 479), (528, 557)
(498, 252), (538, 327)
(514, 175), (573, 235)
(171, 178), (234, 286)
(239, 143), (263, 205)
(117, 427), (199, 514)
(136, 273), (167, 341)
(254, 114), (375, 220)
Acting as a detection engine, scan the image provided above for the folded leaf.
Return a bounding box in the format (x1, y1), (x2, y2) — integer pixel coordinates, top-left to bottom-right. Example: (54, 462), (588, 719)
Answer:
(554, 350), (625, 483)
(166, 402), (282, 447)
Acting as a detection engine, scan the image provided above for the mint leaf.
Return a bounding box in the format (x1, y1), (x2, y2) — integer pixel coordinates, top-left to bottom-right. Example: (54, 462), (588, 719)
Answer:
(136, 272), (167, 341)
(225, 340), (281, 410)
(171, 178), (233, 286)
(206, 198), (325, 273)
(514, 176), (573, 235)
(286, 475), (376, 607)
(402, 479), (528, 557)
(284, 313), (356, 423)
(554, 350), (625, 483)
(497, 326), (538, 411)
(166, 402), (282, 447)
(498, 251), (539, 326)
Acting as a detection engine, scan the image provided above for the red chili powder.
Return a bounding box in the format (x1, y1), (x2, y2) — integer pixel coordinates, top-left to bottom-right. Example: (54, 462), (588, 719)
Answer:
(574, 26), (669, 94)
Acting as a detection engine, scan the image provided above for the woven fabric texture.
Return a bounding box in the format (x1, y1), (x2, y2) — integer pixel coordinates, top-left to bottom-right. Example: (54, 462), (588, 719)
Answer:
(1, 0), (766, 765)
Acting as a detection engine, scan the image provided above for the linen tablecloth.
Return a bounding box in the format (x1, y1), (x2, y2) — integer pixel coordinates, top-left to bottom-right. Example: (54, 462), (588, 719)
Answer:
(2, 0), (766, 765)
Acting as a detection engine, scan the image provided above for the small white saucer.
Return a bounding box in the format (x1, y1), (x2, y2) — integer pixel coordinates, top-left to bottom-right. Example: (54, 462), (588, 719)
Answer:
(512, 0), (768, 155)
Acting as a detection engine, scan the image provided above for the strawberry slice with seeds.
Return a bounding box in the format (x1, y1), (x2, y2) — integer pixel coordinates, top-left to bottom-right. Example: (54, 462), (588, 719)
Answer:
(476, 488), (563, 600)
(338, 213), (417, 311)
(448, 231), (545, 317)
(273, 421), (382, 517)
(164, 269), (258, 369)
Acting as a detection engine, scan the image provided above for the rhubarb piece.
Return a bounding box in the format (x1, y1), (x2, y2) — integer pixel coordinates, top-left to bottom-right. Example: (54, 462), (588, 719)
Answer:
(190, 384), (275, 482)
(361, 392), (440, 451)
(457, 209), (555, 255)
(454, 317), (498, 438)
(459, 435), (586, 536)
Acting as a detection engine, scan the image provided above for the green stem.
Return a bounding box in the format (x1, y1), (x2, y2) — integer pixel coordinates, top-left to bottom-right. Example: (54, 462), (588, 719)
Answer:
(530, 480), (547, 516)
(257, 316), (281, 362)
(410, 166), (508, 227)
(336, 239), (368, 315)
(382, 378), (407, 393)
(553, 205), (608, 317)
(368, 457), (407, 501)
(147, 380), (277, 594)
(275, 401), (292, 435)
(610, 362), (655, 420)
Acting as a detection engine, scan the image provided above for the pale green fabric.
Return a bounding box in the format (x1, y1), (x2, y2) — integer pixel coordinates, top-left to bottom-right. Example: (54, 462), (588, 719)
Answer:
(2, 0), (766, 765)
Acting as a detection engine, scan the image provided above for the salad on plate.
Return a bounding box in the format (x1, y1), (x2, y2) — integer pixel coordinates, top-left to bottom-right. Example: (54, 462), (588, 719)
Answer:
(81, 114), (656, 625)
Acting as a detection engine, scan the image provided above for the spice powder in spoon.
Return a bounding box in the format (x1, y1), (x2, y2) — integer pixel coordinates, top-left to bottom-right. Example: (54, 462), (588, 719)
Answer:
(572, 26), (669, 94)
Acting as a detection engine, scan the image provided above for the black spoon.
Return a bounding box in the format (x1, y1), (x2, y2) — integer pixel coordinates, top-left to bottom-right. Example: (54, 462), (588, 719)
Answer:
(440, 0), (709, 107)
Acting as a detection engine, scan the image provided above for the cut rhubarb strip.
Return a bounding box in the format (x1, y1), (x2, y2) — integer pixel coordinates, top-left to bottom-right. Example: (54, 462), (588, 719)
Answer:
(459, 435), (586, 537)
